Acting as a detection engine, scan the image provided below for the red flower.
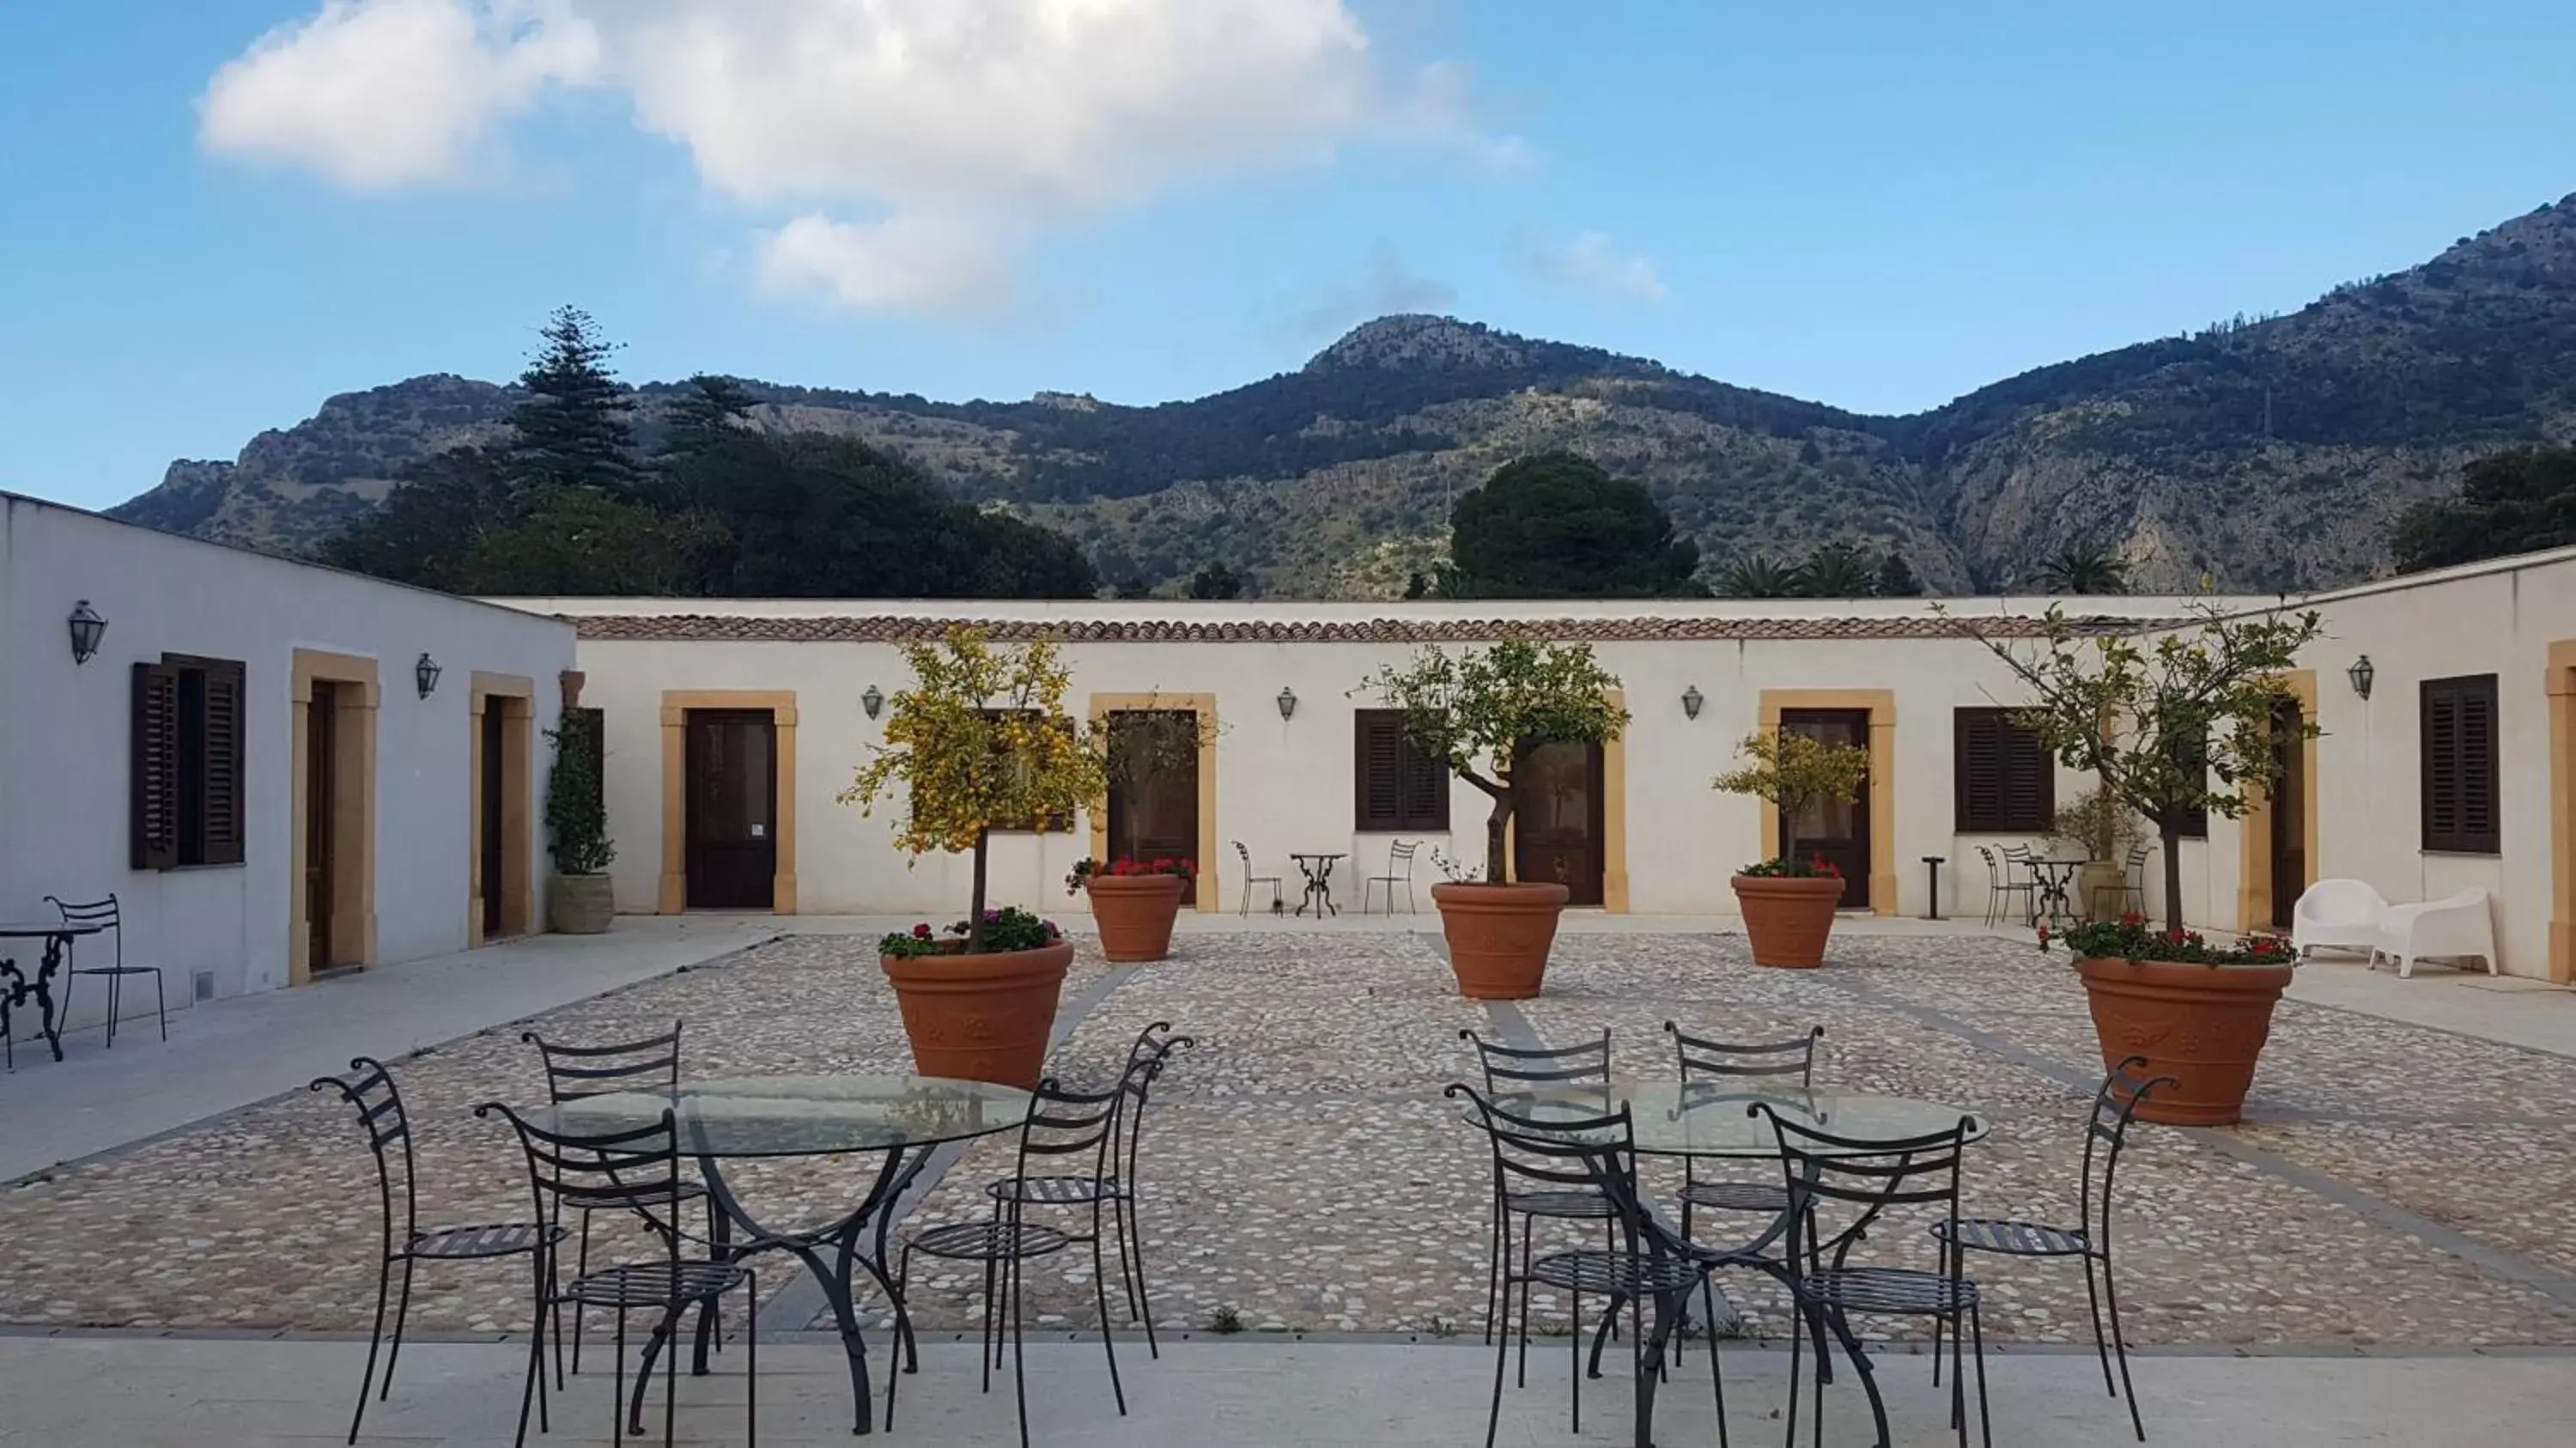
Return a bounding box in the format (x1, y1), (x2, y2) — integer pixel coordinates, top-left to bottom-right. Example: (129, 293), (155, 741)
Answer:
(2036, 926), (2052, 951)
(2119, 910), (2145, 927)
(910, 922), (933, 940)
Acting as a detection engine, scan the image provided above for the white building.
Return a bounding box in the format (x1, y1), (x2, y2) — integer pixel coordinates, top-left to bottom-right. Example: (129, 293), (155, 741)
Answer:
(0, 491), (575, 1048)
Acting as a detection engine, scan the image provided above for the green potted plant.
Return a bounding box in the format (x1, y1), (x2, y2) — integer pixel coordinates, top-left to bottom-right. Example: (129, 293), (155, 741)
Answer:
(1713, 729), (1872, 967)
(1359, 639), (1627, 999)
(1066, 855), (1194, 962)
(2051, 784), (2147, 922)
(1959, 603), (2324, 1124)
(842, 627), (1106, 1088)
(544, 709), (616, 934)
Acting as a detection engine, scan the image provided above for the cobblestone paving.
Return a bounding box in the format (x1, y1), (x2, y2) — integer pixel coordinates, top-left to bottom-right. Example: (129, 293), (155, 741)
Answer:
(3, 928), (2573, 1354)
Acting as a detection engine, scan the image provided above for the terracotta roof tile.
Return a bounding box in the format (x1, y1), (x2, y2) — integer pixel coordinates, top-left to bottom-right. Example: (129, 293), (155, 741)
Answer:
(567, 613), (2163, 644)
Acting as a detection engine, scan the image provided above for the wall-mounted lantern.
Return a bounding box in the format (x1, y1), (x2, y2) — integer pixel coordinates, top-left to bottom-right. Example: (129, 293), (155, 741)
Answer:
(1681, 684), (1704, 721)
(2347, 654), (2375, 702)
(415, 652), (443, 699)
(1277, 686), (1297, 721)
(67, 599), (106, 666)
(862, 684), (884, 720)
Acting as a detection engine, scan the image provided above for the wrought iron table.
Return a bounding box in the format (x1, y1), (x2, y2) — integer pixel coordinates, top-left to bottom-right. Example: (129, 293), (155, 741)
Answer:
(2024, 856), (2087, 928)
(0, 920), (103, 1068)
(1288, 852), (1346, 917)
(534, 1073), (1032, 1435)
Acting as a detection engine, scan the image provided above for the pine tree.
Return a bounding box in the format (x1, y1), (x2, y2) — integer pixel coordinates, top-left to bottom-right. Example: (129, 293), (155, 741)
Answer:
(508, 306), (637, 493)
(662, 374), (759, 458)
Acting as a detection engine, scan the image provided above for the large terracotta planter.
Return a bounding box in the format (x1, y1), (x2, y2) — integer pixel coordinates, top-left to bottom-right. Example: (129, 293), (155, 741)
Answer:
(881, 939), (1075, 1090)
(1084, 873), (1187, 962)
(2074, 956), (2294, 1125)
(1731, 874), (1845, 968)
(1432, 882), (1570, 1000)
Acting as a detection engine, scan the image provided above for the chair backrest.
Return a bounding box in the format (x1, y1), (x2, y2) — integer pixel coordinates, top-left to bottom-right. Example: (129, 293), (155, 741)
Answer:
(1115, 1020), (1193, 1187)
(1753, 1101), (1972, 1267)
(1450, 1084), (1673, 1271)
(310, 1056), (418, 1251)
(1234, 841), (1255, 873)
(2001, 844), (2034, 865)
(1006, 1077), (1124, 1208)
(1387, 840), (1418, 869)
(1665, 1020), (1822, 1085)
(522, 1021), (685, 1103)
(478, 1100), (690, 1230)
(46, 894), (120, 965)
(2293, 878), (2387, 924)
(1971, 846), (1999, 886)
(1459, 1027), (1611, 1092)
(2078, 1055), (2176, 1253)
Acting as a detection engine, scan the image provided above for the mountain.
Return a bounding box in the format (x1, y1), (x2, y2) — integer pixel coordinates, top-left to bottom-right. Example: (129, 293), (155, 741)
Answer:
(112, 194), (2576, 597)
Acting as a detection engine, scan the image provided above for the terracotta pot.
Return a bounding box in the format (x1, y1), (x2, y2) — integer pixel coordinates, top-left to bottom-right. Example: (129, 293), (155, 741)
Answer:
(1731, 874), (1845, 968)
(547, 873), (614, 934)
(1084, 873), (1187, 962)
(1431, 882), (1570, 1000)
(881, 939), (1075, 1089)
(2076, 861), (2129, 921)
(2074, 956), (2294, 1126)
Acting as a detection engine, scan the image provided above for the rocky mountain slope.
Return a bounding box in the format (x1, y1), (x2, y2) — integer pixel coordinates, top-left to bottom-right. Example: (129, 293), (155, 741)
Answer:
(112, 194), (2576, 596)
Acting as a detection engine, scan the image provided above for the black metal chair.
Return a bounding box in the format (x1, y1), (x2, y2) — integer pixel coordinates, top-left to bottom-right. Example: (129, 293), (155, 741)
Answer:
(1754, 1102), (1988, 1448)
(1232, 842), (1284, 916)
(980, 1021), (1192, 1359)
(1665, 1022), (1823, 1244)
(480, 1101), (757, 1448)
(1452, 1084), (1723, 1448)
(311, 1056), (566, 1447)
(47, 894), (164, 1047)
(1931, 1055), (2175, 1441)
(1360, 839), (1420, 914)
(522, 1023), (726, 1378)
(1458, 1029), (1619, 1354)
(896, 1075), (1127, 1448)
(1975, 847), (2037, 928)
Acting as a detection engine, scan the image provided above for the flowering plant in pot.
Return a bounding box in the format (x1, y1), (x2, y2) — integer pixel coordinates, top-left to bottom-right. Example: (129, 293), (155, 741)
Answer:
(1713, 729), (1871, 967)
(841, 628), (1106, 1089)
(1953, 602), (2326, 1125)
(1358, 639), (1627, 999)
(1065, 856), (1195, 963)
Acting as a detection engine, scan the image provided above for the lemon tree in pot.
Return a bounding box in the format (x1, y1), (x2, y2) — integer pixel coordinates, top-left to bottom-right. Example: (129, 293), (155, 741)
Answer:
(1958, 603), (2325, 1124)
(1359, 639), (1627, 1000)
(1714, 729), (1871, 967)
(841, 627), (1106, 1089)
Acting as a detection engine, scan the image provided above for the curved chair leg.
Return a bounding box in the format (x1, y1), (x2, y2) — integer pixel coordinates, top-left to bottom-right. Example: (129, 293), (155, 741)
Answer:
(571, 1211), (593, 1374)
(1701, 1276), (1730, 1448)
(1484, 1236), (1512, 1448)
(513, 1254), (544, 1448)
(1971, 1304), (1993, 1448)
(349, 1256), (393, 1445)
(887, 1247), (912, 1429)
(380, 1256), (417, 1401)
(1515, 1220), (1534, 1388)
(154, 970), (167, 1042)
(1566, 1287), (1581, 1434)
(105, 970), (122, 1049)
(1009, 1250), (1033, 1448)
(1091, 1216), (1127, 1415)
(610, 1310), (627, 1448)
(2080, 1250), (2116, 1397)
(1480, 1194), (1502, 1346)
(1783, 1287), (1803, 1448)
(2105, 1257), (2146, 1441)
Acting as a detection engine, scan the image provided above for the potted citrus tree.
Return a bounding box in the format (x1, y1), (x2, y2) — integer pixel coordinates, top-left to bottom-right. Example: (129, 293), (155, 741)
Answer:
(841, 627), (1105, 1089)
(544, 709), (616, 934)
(1359, 639), (1627, 999)
(1962, 603), (2324, 1124)
(1713, 729), (1871, 967)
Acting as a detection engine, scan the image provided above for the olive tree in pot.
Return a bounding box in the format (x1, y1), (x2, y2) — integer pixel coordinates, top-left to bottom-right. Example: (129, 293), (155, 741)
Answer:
(544, 709), (617, 934)
(841, 627), (1106, 1089)
(1956, 603), (2325, 1124)
(1712, 729), (1871, 967)
(1359, 639), (1627, 999)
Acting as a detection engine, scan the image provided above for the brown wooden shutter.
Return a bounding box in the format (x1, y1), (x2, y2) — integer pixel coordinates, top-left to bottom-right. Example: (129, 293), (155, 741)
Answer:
(131, 661), (181, 870)
(201, 660), (246, 864)
(1955, 708), (2050, 832)
(2422, 675), (2499, 852)
(2170, 734), (2209, 837)
(1399, 728), (1449, 830)
(1355, 711), (1404, 830)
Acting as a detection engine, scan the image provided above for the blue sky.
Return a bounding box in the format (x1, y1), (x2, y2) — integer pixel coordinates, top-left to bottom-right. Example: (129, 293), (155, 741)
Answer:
(4, 0), (2574, 513)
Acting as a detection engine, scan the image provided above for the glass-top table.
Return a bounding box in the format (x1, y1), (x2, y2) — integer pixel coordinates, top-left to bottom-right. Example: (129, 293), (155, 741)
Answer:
(1479, 1080), (1987, 1158)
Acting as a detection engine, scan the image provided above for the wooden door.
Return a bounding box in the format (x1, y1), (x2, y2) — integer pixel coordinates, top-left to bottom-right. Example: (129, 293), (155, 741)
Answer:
(306, 682), (337, 968)
(2269, 697), (2306, 931)
(480, 706), (507, 936)
(1514, 740), (1604, 906)
(1782, 709), (1872, 910)
(685, 710), (778, 910)
(1105, 710), (1200, 905)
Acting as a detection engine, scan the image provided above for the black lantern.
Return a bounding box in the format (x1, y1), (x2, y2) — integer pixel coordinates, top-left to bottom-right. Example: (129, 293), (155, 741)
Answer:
(862, 684), (884, 720)
(1277, 686), (1297, 721)
(1681, 684), (1704, 721)
(67, 599), (106, 666)
(415, 652), (442, 699)
(2348, 654), (2374, 701)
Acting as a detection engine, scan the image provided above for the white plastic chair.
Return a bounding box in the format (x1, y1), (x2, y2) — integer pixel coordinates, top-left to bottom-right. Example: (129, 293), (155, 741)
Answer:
(2289, 879), (2388, 962)
(2374, 888), (2500, 979)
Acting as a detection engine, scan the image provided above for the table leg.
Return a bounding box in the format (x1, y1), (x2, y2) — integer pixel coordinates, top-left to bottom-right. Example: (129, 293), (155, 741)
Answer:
(33, 934), (66, 1062)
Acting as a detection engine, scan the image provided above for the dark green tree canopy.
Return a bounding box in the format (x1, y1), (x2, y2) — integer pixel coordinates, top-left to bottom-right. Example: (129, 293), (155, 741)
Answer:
(508, 306), (637, 493)
(1797, 541), (1878, 598)
(2031, 539), (2130, 595)
(1187, 562), (1245, 599)
(2391, 445), (2576, 573)
(1445, 452), (1704, 598)
(660, 373), (760, 459)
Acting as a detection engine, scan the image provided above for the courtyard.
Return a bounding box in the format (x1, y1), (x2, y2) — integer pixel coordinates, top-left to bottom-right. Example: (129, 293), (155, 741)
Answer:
(3, 920), (2576, 1445)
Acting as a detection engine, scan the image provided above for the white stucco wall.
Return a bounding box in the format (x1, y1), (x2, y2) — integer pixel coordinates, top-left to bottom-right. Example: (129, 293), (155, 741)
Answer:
(1, 494), (576, 1037)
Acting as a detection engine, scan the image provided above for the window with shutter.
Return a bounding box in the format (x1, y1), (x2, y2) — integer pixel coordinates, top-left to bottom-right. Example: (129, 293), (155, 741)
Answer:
(2421, 675), (2500, 853)
(1354, 709), (1448, 831)
(201, 660), (246, 864)
(131, 654), (249, 869)
(2168, 734), (2209, 838)
(1953, 708), (2054, 832)
(131, 661), (181, 869)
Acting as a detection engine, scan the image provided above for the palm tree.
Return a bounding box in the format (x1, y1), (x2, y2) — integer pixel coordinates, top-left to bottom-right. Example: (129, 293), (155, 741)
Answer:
(1797, 543), (1879, 599)
(1717, 552), (1802, 599)
(2032, 540), (2130, 595)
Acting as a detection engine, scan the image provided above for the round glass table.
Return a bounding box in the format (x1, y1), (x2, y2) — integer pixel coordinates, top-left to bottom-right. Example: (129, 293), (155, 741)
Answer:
(1488, 1080), (1989, 1158)
(529, 1074), (1031, 1436)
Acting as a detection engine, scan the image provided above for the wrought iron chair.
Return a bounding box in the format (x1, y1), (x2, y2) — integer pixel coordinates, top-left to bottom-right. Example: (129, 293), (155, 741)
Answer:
(47, 894), (164, 1046)
(479, 1101), (757, 1448)
(2088, 846), (2154, 922)
(1451, 1084), (1724, 1448)
(980, 1021), (1193, 1358)
(311, 1056), (566, 1447)
(522, 1023), (725, 1378)
(1664, 1021), (1823, 1248)
(1976, 847), (2037, 928)
(1232, 841), (1284, 916)
(1360, 839), (1421, 914)
(1459, 1029), (1619, 1354)
(1931, 1055), (2175, 1441)
(895, 1076), (1127, 1448)
(1754, 1102), (1988, 1448)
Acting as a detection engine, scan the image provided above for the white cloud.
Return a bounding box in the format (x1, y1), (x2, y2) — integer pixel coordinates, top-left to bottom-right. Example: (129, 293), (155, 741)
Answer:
(197, 0), (1510, 320)
(1532, 231), (1668, 302)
